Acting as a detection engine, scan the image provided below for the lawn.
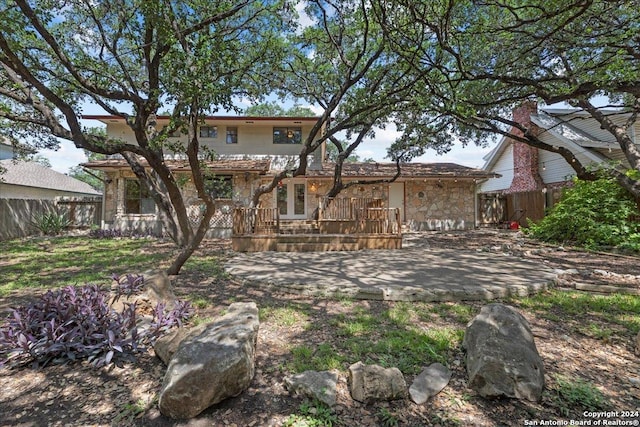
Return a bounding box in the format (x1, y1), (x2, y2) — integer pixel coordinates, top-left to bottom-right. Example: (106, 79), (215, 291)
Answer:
(1, 235), (639, 426)
(0, 236), (174, 295)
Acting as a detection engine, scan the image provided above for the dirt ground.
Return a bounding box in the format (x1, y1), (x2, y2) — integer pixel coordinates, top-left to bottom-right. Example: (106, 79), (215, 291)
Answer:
(1, 230), (639, 427)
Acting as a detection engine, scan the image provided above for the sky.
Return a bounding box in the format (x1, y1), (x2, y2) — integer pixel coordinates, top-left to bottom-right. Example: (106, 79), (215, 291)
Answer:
(36, 2), (496, 174)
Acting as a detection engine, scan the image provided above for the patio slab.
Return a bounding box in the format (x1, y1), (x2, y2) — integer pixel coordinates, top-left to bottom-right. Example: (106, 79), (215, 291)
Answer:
(224, 234), (558, 302)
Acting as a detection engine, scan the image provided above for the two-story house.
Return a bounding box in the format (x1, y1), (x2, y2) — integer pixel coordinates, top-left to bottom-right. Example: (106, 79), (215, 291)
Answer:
(83, 115), (496, 238)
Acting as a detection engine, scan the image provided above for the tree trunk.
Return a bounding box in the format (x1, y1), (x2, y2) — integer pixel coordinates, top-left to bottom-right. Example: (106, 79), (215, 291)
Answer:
(166, 205), (216, 275)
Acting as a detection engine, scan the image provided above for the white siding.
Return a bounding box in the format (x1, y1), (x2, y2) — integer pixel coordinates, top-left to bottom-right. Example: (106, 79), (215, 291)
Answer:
(105, 121), (320, 157)
(480, 143), (514, 192)
(538, 149), (573, 184)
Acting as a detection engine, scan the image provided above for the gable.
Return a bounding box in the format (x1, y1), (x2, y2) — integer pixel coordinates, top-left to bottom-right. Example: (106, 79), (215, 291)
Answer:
(480, 142), (514, 192)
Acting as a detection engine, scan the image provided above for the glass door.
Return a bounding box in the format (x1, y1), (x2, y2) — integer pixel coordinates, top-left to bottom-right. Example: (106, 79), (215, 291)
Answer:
(275, 181), (307, 219)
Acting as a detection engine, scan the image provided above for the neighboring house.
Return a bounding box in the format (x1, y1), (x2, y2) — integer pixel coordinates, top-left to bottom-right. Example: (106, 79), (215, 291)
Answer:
(0, 159), (101, 199)
(0, 137), (36, 161)
(479, 102), (632, 225)
(82, 115), (496, 236)
(0, 139), (13, 160)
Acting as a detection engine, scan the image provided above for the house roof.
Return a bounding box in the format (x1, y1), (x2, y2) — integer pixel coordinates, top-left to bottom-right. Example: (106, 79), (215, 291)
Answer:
(82, 115), (321, 126)
(481, 107), (619, 171)
(308, 162), (499, 179)
(0, 160), (101, 195)
(84, 157), (497, 180)
(83, 158), (272, 174)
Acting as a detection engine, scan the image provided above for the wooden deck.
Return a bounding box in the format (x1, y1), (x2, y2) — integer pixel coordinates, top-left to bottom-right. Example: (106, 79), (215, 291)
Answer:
(231, 203), (402, 252)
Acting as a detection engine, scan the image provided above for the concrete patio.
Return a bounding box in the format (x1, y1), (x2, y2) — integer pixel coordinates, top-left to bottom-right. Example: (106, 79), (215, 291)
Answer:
(224, 234), (558, 301)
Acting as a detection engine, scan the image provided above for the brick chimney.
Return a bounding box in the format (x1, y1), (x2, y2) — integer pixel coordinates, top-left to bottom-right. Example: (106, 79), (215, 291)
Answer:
(506, 101), (543, 193)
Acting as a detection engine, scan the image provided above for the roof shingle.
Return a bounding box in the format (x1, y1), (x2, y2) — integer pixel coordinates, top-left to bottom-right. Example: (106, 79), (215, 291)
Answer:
(0, 160), (101, 195)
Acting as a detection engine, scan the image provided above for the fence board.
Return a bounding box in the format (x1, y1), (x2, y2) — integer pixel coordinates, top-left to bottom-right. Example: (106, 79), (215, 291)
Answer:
(0, 197), (102, 240)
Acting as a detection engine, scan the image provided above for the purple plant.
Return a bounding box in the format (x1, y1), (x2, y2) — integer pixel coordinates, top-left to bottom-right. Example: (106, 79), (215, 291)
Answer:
(111, 273), (145, 301)
(0, 285), (140, 368)
(146, 300), (194, 342)
(0, 279), (194, 369)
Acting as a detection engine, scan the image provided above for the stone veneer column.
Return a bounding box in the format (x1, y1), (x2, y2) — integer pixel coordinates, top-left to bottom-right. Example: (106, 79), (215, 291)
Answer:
(506, 101), (543, 193)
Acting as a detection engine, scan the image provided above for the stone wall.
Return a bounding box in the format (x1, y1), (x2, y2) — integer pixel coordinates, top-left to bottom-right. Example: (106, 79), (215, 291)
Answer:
(405, 180), (476, 231)
(101, 173), (478, 232)
(102, 170), (256, 236)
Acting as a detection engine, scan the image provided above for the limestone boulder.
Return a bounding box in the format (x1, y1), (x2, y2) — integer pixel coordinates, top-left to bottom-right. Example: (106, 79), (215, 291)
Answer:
(142, 270), (177, 305)
(284, 370), (339, 406)
(409, 363), (451, 404)
(635, 330), (640, 356)
(463, 303), (544, 402)
(153, 326), (198, 366)
(110, 270), (176, 315)
(348, 361), (406, 403)
(158, 302), (260, 419)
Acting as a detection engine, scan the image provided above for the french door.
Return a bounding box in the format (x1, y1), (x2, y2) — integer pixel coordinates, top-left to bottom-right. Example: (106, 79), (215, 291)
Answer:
(275, 180), (307, 219)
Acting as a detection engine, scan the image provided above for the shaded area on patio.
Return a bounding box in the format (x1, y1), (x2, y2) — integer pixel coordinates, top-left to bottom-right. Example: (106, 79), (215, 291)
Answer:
(225, 234), (558, 301)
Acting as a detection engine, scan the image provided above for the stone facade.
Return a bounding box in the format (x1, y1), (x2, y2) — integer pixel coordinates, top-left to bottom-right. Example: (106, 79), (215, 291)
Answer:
(103, 170), (256, 236)
(102, 172), (478, 233)
(405, 180), (476, 231)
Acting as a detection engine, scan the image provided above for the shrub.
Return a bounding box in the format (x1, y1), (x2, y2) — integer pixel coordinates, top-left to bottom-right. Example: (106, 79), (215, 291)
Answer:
(0, 278), (193, 368)
(526, 177), (640, 250)
(30, 211), (71, 235)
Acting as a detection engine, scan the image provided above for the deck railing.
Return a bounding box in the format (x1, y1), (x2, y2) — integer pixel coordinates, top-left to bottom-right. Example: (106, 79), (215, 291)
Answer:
(233, 200), (401, 236)
(356, 207), (402, 234)
(233, 208), (280, 235)
(318, 197), (383, 220)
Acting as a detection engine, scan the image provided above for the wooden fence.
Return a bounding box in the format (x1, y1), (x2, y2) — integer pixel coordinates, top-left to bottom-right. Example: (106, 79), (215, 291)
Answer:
(0, 197), (102, 240)
(478, 189), (564, 228)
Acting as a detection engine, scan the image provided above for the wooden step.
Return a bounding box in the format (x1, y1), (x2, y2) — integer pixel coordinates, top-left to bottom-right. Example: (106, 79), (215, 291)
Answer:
(276, 242), (360, 252)
(275, 234), (358, 244)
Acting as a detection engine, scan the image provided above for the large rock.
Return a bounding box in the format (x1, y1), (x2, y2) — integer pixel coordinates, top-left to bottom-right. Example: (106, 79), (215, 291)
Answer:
(463, 303), (544, 402)
(110, 270), (176, 315)
(348, 361), (406, 403)
(143, 270), (177, 306)
(158, 302), (260, 419)
(409, 363), (451, 404)
(635, 331), (640, 356)
(284, 370), (339, 406)
(153, 326), (196, 366)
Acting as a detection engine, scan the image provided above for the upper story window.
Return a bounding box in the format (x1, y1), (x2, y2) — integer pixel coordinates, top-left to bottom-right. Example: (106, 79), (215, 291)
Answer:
(226, 127), (238, 144)
(204, 175), (233, 199)
(273, 127), (302, 144)
(199, 126), (218, 138)
(124, 179), (156, 214)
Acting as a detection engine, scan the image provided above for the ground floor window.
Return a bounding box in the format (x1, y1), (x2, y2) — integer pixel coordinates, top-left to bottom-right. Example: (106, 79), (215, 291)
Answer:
(204, 175), (233, 199)
(124, 179), (156, 214)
